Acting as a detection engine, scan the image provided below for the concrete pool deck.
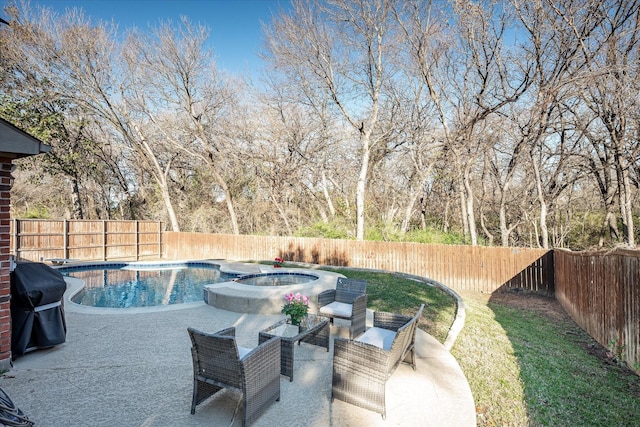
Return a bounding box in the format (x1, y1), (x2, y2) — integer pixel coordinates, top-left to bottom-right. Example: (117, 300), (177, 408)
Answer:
(0, 263), (477, 427)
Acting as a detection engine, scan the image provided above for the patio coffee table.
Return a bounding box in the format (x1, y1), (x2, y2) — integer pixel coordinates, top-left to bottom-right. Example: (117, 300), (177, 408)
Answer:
(258, 314), (330, 381)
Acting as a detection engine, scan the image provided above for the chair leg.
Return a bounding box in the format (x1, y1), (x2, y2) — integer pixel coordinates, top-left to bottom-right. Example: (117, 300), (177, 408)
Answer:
(403, 348), (416, 370)
(191, 379), (222, 414)
(190, 379), (198, 414)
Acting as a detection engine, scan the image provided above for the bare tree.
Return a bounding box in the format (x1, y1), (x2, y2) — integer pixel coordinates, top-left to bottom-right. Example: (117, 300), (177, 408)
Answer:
(396, 0), (533, 245)
(122, 19), (242, 233)
(572, 1), (640, 247)
(264, 0), (402, 240)
(5, 3), (186, 229)
(1, 4), (145, 221)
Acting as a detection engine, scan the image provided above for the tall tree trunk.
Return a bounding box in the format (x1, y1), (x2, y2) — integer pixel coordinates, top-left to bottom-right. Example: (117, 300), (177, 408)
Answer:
(456, 169), (469, 242)
(160, 182), (180, 232)
(129, 120), (181, 232)
(532, 158), (549, 249)
(209, 165), (240, 235)
(499, 202), (509, 247)
(463, 165), (477, 245)
(617, 157), (635, 246)
(401, 191), (419, 234)
(356, 137), (371, 241)
(71, 175), (84, 219)
(270, 191), (293, 235)
(321, 169), (336, 219)
(600, 211), (620, 246)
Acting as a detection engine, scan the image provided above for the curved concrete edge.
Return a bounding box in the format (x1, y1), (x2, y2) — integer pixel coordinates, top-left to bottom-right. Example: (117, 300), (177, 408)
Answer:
(422, 278), (466, 351)
(52, 259), (223, 270)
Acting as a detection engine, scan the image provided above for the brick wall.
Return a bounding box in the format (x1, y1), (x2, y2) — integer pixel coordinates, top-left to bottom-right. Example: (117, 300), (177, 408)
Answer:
(0, 158), (13, 371)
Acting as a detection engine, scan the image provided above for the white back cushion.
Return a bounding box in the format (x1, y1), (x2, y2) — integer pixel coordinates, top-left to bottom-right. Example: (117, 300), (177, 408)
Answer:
(355, 327), (397, 351)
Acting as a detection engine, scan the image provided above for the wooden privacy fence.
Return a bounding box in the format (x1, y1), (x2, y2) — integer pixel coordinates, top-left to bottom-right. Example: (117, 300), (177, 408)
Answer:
(11, 219), (163, 262)
(8, 222), (639, 370)
(163, 232), (553, 293)
(555, 249), (640, 371)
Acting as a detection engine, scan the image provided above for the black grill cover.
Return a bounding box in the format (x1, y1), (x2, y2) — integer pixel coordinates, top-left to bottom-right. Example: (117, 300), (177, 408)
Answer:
(10, 262), (67, 358)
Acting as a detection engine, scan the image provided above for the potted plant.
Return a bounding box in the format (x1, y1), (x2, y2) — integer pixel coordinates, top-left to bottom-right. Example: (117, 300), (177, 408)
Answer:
(281, 292), (309, 326)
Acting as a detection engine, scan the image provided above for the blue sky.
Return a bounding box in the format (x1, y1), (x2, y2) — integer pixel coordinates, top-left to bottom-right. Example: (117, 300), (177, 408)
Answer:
(21, 0), (290, 76)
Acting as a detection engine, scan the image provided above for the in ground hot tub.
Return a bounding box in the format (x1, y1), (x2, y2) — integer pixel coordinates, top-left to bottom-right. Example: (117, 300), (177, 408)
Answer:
(234, 272), (318, 286)
(204, 264), (343, 314)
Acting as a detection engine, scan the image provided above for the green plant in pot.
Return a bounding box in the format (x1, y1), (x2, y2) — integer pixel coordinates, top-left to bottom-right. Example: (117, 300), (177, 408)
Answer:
(282, 292), (309, 326)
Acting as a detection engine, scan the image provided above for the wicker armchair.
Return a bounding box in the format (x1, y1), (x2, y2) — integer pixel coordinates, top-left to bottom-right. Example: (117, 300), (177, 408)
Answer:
(331, 304), (425, 419)
(318, 277), (367, 339)
(187, 326), (281, 426)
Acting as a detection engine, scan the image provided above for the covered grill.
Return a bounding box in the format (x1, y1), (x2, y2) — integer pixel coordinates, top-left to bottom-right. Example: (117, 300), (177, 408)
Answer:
(10, 262), (67, 358)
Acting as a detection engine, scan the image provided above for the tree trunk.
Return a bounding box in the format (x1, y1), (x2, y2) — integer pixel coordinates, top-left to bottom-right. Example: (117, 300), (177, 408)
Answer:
(463, 166), (477, 245)
(321, 169), (336, 219)
(71, 176), (84, 219)
(612, 139), (635, 247)
(270, 191), (293, 235)
(129, 120), (181, 232)
(480, 211), (494, 246)
(356, 137), (371, 241)
(600, 211), (620, 246)
(210, 166), (240, 235)
(532, 158), (549, 249)
(161, 183), (180, 232)
(499, 203), (509, 247)
(401, 191), (420, 234)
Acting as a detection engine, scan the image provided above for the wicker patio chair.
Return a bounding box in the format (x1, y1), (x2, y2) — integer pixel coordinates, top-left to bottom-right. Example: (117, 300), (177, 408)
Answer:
(331, 304), (425, 419)
(187, 326), (281, 426)
(318, 277), (367, 339)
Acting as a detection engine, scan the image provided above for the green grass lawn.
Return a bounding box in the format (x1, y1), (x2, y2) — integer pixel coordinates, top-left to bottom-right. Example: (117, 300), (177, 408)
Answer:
(452, 291), (640, 427)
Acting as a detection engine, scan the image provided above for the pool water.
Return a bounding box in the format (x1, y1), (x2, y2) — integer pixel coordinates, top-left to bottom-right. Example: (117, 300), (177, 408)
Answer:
(235, 272), (318, 286)
(62, 264), (237, 308)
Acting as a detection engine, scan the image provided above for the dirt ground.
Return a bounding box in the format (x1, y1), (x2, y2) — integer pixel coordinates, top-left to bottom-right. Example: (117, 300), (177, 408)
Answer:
(489, 289), (640, 395)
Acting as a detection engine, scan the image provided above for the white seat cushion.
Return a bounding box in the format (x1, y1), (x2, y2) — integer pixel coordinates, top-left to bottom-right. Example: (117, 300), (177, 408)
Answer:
(355, 327), (396, 351)
(238, 346), (252, 360)
(319, 301), (353, 318)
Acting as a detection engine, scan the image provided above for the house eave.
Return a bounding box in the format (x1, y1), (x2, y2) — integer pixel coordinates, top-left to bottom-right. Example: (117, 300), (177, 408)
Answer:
(0, 117), (52, 159)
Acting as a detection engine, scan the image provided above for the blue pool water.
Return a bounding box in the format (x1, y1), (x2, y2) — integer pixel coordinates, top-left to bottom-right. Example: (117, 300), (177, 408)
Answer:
(60, 263), (237, 308)
(235, 272), (318, 286)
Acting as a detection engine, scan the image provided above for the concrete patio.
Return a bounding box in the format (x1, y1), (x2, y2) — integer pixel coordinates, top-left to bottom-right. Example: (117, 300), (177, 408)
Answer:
(0, 272), (476, 427)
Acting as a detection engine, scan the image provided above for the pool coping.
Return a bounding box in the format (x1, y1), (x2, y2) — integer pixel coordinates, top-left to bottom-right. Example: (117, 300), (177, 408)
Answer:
(57, 260), (342, 315)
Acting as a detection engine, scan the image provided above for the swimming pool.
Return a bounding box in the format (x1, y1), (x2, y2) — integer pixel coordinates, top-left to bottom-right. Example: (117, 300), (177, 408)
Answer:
(60, 262), (237, 308)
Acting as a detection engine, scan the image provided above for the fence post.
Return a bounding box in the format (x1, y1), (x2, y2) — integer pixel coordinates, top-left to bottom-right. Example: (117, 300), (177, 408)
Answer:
(158, 222), (162, 259)
(136, 220), (139, 261)
(63, 219), (69, 260)
(102, 220), (107, 261)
